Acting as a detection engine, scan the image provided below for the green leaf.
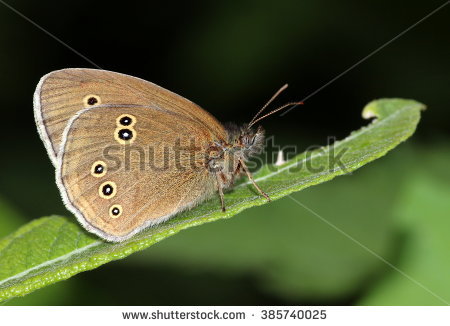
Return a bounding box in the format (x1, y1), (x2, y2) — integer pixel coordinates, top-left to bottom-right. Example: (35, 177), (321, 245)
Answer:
(0, 98), (425, 302)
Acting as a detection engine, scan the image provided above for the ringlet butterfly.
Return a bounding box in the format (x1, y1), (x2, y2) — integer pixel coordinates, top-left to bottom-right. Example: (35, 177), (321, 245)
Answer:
(34, 69), (299, 242)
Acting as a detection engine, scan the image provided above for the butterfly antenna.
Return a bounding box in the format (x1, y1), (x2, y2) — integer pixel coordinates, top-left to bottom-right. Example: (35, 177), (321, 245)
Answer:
(248, 101), (304, 128)
(248, 84), (289, 128)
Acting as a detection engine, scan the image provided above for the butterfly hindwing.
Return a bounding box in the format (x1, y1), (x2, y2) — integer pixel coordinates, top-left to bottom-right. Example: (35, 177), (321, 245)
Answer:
(57, 105), (220, 241)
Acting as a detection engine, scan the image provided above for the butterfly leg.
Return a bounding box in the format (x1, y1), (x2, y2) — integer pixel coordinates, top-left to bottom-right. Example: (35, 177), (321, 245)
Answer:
(215, 173), (226, 212)
(239, 159), (271, 202)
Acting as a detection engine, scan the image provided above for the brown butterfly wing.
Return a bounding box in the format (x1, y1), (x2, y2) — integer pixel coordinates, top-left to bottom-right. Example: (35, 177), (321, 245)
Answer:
(34, 68), (224, 166)
(58, 105), (222, 242)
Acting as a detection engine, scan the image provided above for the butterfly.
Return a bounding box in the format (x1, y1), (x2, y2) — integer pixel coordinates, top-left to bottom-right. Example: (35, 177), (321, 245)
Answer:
(34, 68), (299, 242)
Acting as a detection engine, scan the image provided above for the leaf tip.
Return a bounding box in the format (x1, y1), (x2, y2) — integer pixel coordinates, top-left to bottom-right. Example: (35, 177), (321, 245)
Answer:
(362, 98), (426, 121)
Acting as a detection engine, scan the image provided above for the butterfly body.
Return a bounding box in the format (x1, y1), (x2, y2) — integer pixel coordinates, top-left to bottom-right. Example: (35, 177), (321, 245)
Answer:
(34, 68), (268, 242)
(209, 124), (265, 189)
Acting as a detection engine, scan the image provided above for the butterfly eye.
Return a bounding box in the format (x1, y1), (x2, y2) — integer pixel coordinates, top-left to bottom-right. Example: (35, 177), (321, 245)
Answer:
(83, 94), (101, 107)
(90, 160), (107, 177)
(99, 181), (117, 199)
(109, 204), (123, 219)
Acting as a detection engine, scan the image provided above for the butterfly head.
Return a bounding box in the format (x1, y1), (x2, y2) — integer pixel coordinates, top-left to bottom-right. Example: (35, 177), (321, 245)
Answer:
(225, 123), (265, 161)
(239, 124), (265, 159)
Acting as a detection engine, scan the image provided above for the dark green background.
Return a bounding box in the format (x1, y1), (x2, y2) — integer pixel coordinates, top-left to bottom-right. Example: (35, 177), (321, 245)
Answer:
(0, 0), (449, 305)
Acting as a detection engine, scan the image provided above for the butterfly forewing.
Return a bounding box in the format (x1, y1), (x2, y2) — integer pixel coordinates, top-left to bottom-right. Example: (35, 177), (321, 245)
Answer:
(34, 68), (225, 166)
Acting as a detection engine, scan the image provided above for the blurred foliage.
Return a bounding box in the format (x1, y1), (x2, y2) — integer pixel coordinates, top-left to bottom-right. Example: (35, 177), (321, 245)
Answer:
(361, 147), (450, 305)
(0, 196), (27, 239)
(0, 0), (448, 305)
